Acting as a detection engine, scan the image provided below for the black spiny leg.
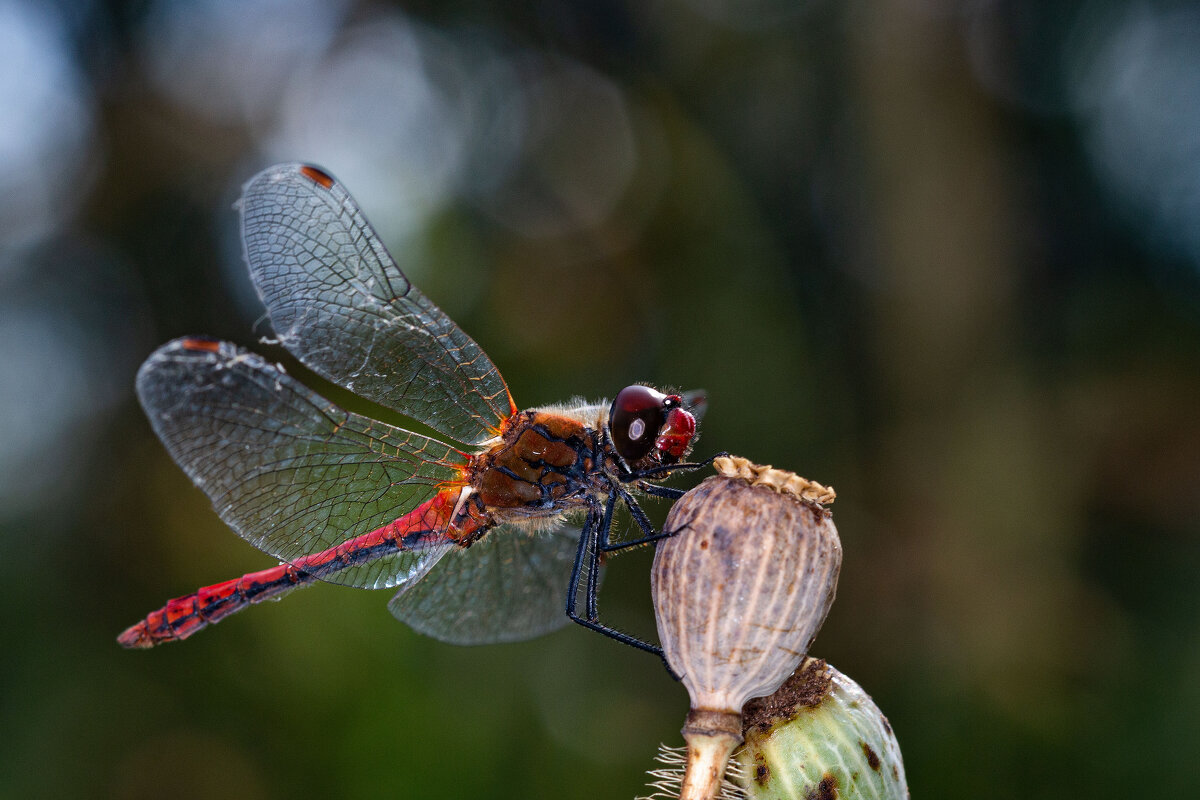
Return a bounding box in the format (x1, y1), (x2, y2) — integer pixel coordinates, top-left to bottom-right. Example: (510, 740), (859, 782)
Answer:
(586, 492), (617, 621)
(565, 496), (674, 677)
(599, 451), (729, 551)
(630, 450), (729, 481)
(564, 501), (598, 624)
(599, 482), (676, 553)
(639, 482), (686, 500)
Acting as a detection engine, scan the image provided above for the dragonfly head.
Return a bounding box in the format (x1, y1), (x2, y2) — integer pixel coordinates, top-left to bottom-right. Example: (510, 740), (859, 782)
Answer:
(609, 385), (698, 470)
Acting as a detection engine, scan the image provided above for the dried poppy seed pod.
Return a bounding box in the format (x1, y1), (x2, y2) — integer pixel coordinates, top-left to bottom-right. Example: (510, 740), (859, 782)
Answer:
(651, 456), (841, 800)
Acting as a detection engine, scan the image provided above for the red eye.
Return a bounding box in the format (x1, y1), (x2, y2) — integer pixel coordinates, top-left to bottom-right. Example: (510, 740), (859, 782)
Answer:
(609, 385), (668, 463)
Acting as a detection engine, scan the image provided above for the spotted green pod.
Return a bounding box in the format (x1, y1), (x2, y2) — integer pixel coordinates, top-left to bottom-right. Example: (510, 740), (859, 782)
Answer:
(638, 659), (908, 800)
(734, 658), (908, 800)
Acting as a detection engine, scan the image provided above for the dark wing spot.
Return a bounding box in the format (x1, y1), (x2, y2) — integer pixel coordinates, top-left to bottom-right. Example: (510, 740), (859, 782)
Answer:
(180, 337), (222, 353)
(298, 164), (335, 189)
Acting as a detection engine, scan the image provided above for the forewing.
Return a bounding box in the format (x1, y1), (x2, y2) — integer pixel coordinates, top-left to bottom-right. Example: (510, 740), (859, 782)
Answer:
(137, 337), (465, 589)
(387, 519), (594, 645)
(239, 163), (513, 446)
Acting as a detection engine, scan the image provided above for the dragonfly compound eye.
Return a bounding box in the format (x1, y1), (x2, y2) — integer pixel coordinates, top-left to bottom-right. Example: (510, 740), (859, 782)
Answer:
(610, 384), (669, 464)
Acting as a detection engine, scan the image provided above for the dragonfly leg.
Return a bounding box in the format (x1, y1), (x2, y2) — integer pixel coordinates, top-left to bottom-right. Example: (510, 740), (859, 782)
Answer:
(586, 492), (618, 621)
(564, 496), (678, 679)
(599, 483), (674, 553)
(567, 608), (677, 679)
(565, 501), (598, 622)
(631, 450), (730, 480)
(599, 452), (726, 554)
(639, 482), (685, 500)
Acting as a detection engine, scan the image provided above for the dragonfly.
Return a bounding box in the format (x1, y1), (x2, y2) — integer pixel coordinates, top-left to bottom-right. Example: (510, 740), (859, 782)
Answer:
(118, 163), (710, 667)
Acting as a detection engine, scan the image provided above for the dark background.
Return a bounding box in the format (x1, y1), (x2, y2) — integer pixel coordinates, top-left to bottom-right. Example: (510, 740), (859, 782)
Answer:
(2, 1), (1198, 798)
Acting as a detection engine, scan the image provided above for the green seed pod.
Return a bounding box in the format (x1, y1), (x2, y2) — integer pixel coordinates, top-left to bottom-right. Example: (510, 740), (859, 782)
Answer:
(639, 659), (908, 800)
(651, 457), (842, 800)
(735, 658), (908, 800)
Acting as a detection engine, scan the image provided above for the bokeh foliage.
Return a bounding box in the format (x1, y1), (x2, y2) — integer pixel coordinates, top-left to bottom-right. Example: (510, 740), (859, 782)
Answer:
(1, 1), (1198, 798)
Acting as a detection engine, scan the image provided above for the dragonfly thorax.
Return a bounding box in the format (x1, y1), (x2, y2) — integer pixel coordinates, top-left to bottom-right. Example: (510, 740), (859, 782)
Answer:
(469, 410), (604, 518)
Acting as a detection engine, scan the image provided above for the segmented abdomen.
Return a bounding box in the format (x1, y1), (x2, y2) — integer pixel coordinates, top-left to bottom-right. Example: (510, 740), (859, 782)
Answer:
(118, 490), (483, 648)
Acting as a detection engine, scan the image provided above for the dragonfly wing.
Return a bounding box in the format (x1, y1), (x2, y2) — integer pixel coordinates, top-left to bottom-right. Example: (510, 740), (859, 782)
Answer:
(387, 519), (595, 645)
(137, 337), (466, 589)
(681, 389), (707, 425)
(239, 163), (514, 446)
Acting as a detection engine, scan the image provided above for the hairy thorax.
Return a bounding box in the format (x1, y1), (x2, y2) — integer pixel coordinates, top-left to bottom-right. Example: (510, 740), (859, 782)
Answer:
(468, 410), (608, 520)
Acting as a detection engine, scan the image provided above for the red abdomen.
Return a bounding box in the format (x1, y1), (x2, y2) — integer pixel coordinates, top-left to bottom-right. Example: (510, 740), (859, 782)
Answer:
(118, 490), (484, 648)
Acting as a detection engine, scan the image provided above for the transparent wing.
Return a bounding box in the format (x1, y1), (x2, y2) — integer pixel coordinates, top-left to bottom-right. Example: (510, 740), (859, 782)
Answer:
(136, 337), (466, 589)
(388, 519), (595, 645)
(681, 388), (707, 425)
(239, 163), (514, 446)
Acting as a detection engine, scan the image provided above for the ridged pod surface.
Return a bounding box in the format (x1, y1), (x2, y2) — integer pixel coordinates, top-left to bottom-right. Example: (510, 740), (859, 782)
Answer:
(653, 457), (842, 710)
(651, 456), (842, 800)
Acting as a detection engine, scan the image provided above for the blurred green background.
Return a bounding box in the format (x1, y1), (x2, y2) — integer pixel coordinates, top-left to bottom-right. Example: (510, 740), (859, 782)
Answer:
(2, 1), (1199, 798)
